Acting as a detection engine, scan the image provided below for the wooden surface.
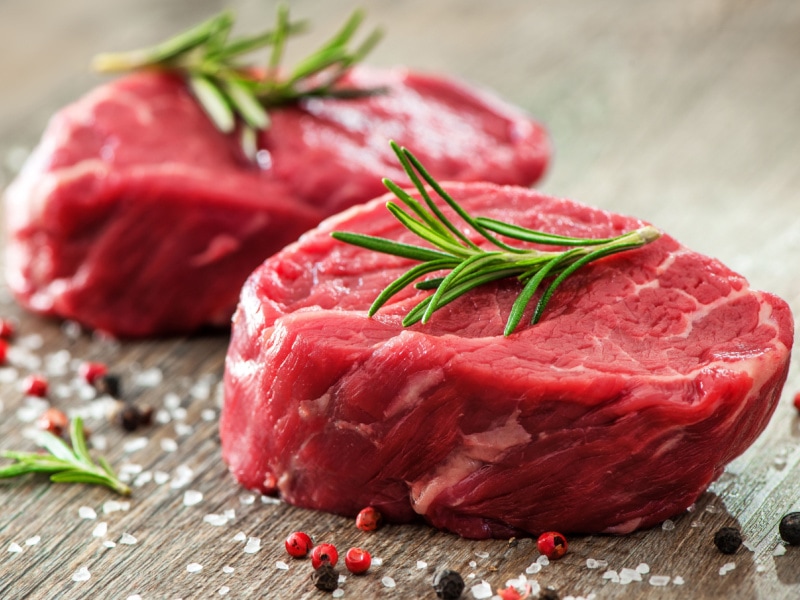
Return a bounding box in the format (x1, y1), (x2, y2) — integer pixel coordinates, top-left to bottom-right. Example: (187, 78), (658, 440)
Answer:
(1, 0), (799, 598)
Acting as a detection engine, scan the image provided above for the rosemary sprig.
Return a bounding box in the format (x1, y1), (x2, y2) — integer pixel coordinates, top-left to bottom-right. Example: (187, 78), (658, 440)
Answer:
(331, 141), (662, 336)
(0, 417), (131, 496)
(92, 5), (383, 145)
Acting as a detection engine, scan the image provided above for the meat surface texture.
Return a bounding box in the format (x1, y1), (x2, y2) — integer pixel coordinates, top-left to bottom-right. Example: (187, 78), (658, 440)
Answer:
(4, 67), (548, 337)
(221, 183), (793, 539)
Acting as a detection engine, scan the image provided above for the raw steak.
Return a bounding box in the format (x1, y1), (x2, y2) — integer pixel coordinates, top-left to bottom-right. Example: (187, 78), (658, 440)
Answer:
(221, 183), (793, 539)
(4, 67), (548, 337)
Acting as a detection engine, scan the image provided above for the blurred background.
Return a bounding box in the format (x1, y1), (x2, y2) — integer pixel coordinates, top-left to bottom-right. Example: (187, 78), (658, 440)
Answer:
(1, 0), (798, 290)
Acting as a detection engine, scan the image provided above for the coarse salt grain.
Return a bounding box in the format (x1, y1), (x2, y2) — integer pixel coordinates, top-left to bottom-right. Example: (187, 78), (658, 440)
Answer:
(239, 494), (256, 505)
(773, 543), (787, 556)
(127, 595), (142, 600)
(187, 563), (203, 573)
(103, 541), (116, 548)
(372, 557), (383, 567)
(79, 506), (97, 520)
(469, 560), (477, 568)
(673, 576), (685, 585)
(536, 555), (550, 566)
(719, 562), (736, 575)
(123, 437), (149, 453)
(219, 587), (230, 596)
(175, 423), (194, 436)
(25, 536), (40, 546)
(474, 550), (489, 559)
(201, 409), (216, 421)
(170, 465), (194, 488)
(224, 509), (235, 520)
(134, 472), (152, 487)
(0, 367), (18, 383)
(155, 409), (171, 424)
(164, 393), (181, 410)
(417, 560), (428, 569)
(662, 519), (675, 531)
(92, 522), (108, 538)
(381, 576), (396, 588)
(338, 575), (347, 584)
(276, 561), (289, 570)
(120, 533), (137, 545)
(244, 537), (261, 554)
(525, 563), (541, 575)
(586, 559), (599, 569)
(72, 567), (91, 582)
(649, 575), (670, 586)
(154, 471), (170, 485)
(636, 563), (650, 574)
(222, 566), (234, 574)
(8, 543), (22, 553)
(183, 490), (203, 506)
(332, 590), (344, 598)
(102, 500), (130, 513)
(160, 438), (178, 452)
(134, 367), (163, 387)
(261, 495), (281, 505)
(233, 532), (247, 542)
(602, 570), (619, 582)
(620, 567), (642, 581)
(91, 435), (107, 452)
(204, 514), (228, 526)
(172, 407), (188, 421)
(470, 580), (493, 599)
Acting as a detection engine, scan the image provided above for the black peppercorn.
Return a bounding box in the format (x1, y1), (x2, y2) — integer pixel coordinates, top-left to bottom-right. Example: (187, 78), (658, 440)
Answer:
(432, 568), (465, 600)
(311, 563), (338, 592)
(95, 373), (121, 398)
(779, 512), (800, 545)
(713, 526), (742, 554)
(112, 402), (153, 432)
(539, 589), (560, 600)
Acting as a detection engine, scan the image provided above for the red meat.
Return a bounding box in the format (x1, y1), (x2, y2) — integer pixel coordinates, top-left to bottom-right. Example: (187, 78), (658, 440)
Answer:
(221, 183), (793, 538)
(4, 67), (547, 337)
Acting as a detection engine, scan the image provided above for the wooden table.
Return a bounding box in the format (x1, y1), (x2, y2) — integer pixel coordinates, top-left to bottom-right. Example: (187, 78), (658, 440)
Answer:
(1, 0), (799, 598)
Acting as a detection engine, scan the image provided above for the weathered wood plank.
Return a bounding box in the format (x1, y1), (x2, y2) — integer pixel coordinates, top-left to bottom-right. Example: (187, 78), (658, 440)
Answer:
(1, 0), (799, 598)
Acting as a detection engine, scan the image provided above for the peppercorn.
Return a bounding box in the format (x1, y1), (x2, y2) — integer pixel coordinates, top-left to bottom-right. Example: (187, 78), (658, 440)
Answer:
(0, 318), (15, 339)
(537, 531), (568, 560)
(23, 374), (48, 398)
(37, 407), (68, 437)
(779, 512), (800, 545)
(539, 589), (560, 600)
(432, 568), (464, 600)
(112, 402), (153, 432)
(95, 373), (121, 398)
(0, 339), (8, 364)
(794, 392), (800, 413)
(344, 546), (371, 574)
(311, 563), (339, 592)
(285, 531), (313, 558)
(713, 527), (742, 554)
(79, 361), (108, 385)
(311, 543), (339, 569)
(356, 506), (382, 531)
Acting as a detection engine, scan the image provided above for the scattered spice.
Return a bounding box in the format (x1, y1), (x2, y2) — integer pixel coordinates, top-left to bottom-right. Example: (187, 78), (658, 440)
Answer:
(36, 407), (68, 436)
(793, 392), (800, 413)
(285, 531), (314, 558)
(311, 563), (339, 592)
(79, 361), (108, 385)
(0, 339), (8, 364)
(344, 547), (371, 574)
(779, 512), (800, 545)
(536, 532), (568, 560)
(355, 506), (383, 531)
(22, 374), (48, 397)
(112, 401), (153, 432)
(432, 568), (465, 600)
(539, 589), (560, 600)
(95, 373), (121, 398)
(311, 543), (339, 569)
(497, 582), (531, 600)
(0, 318), (16, 339)
(713, 527), (742, 554)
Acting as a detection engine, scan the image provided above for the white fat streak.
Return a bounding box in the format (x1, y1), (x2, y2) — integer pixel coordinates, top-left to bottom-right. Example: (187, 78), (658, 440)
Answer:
(410, 409), (531, 514)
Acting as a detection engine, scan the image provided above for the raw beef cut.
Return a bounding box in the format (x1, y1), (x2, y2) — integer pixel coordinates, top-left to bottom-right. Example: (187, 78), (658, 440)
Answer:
(221, 183), (793, 539)
(4, 67), (548, 337)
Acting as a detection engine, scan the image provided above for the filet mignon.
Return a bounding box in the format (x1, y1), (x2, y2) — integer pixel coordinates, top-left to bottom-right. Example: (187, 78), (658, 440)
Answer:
(4, 67), (548, 337)
(221, 183), (793, 539)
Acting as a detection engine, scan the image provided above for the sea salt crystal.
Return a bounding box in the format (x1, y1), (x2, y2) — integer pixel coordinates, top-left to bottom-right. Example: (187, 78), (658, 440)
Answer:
(332, 590), (344, 598)
(662, 519), (675, 531)
(72, 566), (91, 582)
(0, 367), (18, 383)
(525, 563), (541, 575)
(170, 465), (194, 488)
(172, 407), (188, 421)
(79, 506), (97, 520)
(474, 550), (489, 559)
(620, 568), (642, 582)
(239, 494), (256, 505)
(469, 560), (477, 568)
(636, 563), (650, 574)
(103, 541), (116, 548)
(8, 542), (22, 553)
(470, 580), (493, 599)
(187, 563), (203, 573)
(201, 409), (216, 421)
(417, 560), (428, 569)
(649, 575), (670, 586)
(602, 570), (620, 583)
(261, 495), (281, 505)
(673, 576), (685, 585)
(19, 333), (44, 350)
(219, 587), (230, 596)
(233, 532), (247, 542)
(191, 380), (212, 401)
(91, 435), (108, 451)
(536, 555), (550, 566)
(372, 557), (383, 567)
(155, 409), (171, 424)
(134, 472), (152, 487)
(183, 490), (204, 506)
(338, 575), (347, 584)
(61, 320), (82, 339)
(719, 562), (736, 575)
(276, 561), (289, 570)
(224, 509), (235, 520)
(160, 438), (178, 452)
(222, 566), (235, 574)
(123, 437), (148, 453)
(153, 471), (170, 485)
(164, 393), (182, 410)
(120, 533), (137, 545)
(92, 523), (108, 538)
(204, 514), (229, 527)
(381, 576), (396, 588)
(134, 367), (163, 387)
(103, 500), (130, 514)
(127, 595), (142, 600)
(25, 536), (40, 546)
(586, 559), (599, 569)
(773, 543), (787, 556)
(244, 537), (261, 554)
(175, 423), (194, 436)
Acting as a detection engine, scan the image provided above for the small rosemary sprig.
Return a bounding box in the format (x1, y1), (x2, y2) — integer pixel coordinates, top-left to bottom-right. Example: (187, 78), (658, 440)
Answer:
(92, 5), (382, 146)
(0, 417), (131, 496)
(331, 142), (662, 336)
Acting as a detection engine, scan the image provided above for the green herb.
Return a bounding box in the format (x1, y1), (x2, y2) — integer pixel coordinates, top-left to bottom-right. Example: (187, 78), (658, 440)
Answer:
(0, 417), (130, 496)
(331, 141), (662, 336)
(92, 5), (383, 147)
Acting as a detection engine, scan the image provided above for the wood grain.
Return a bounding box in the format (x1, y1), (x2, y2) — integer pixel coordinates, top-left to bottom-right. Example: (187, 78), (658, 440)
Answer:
(1, 0), (799, 598)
